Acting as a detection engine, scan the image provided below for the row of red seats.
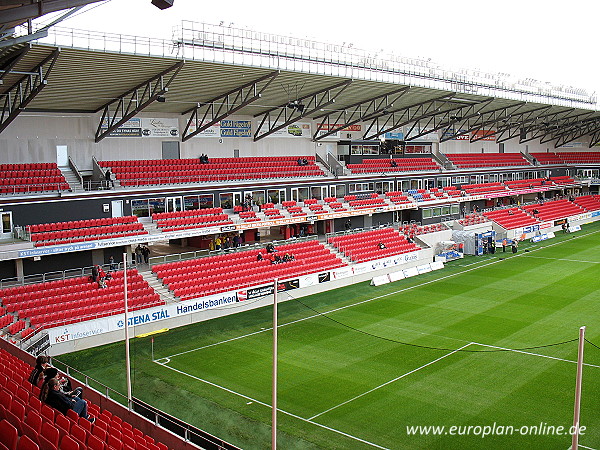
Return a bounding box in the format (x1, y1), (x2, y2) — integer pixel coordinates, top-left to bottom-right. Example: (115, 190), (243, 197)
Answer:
(523, 199), (585, 221)
(31, 223), (144, 242)
(573, 195), (600, 211)
(33, 230), (147, 248)
(151, 208), (223, 221)
(0, 163), (58, 171)
(101, 156), (315, 167)
(27, 217), (138, 234)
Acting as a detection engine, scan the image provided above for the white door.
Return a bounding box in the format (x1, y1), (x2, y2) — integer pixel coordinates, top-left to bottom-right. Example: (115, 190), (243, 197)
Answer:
(0, 212), (12, 239)
(56, 145), (68, 167)
(111, 200), (123, 218)
(166, 197), (183, 212)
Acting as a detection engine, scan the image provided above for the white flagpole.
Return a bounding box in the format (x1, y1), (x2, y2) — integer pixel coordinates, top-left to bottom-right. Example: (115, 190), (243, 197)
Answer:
(571, 326), (585, 450)
(272, 278), (278, 449)
(123, 252), (132, 408)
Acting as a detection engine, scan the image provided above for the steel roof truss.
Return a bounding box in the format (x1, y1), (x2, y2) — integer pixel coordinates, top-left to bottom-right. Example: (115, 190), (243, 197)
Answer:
(494, 106), (553, 143)
(552, 118), (600, 148)
(519, 110), (587, 143)
(588, 129), (600, 148)
(253, 79), (352, 141)
(438, 102), (525, 142)
(0, 44), (30, 83)
(537, 113), (596, 144)
(362, 93), (457, 140)
(404, 97), (495, 141)
(181, 71), (278, 142)
(312, 86), (410, 141)
(94, 60), (184, 143)
(0, 47), (59, 135)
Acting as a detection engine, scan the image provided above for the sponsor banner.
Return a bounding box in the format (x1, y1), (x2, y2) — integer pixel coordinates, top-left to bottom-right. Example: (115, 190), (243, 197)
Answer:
(403, 266), (419, 278)
(430, 261), (444, 271)
(558, 142), (584, 148)
(353, 263), (372, 275)
(331, 267), (354, 280)
(569, 225), (581, 232)
(384, 131), (404, 140)
(554, 218), (567, 226)
(101, 118), (179, 138)
(539, 222), (553, 229)
(19, 242), (96, 258)
(318, 123), (362, 132)
(522, 224), (540, 234)
(371, 275), (390, 286)
(530, 231), (555, 243)
(270, 122), (311, 138)
(299, 273), (319, 288)
(569, 213), (592, 222)
(242, 284), (274, 300)
(279, 279), (299, 291)
(472, 130), (496, 141)
(443, 129), (469, 140)
(388, 270), (405, 282)
(189, 120), (252, 138)
(592, 211), (600, 218)
(48, 291), (238, 344)
(417, 264), (432, 274)
(318, 272), (331, 283)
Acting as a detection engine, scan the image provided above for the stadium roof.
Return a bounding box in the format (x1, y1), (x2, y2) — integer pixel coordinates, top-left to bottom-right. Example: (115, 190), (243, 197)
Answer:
(2, 27), (600, 146)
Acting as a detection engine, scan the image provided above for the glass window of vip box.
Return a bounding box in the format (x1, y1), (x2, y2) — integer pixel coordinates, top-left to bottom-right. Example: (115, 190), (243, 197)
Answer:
(184, 194), (214, 211)
(351, 144), (379, 155)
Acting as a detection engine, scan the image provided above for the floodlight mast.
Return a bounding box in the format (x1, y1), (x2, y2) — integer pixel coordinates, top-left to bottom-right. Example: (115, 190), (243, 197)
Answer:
(124, 252), (132, 408)
(272, 278), (278, 449)
(571, 325), (585, 450)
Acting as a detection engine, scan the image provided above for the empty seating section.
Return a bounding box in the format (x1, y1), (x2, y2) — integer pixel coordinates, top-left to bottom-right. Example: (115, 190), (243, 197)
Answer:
(400, 223), (446, 238)
(0, 270), (162, 334)
(504, 178), (545, 190)
(27, 217), (147, 247)
(446, 153), (529, 168)
(99, 157), (324, 186)
(573, 195), (600, 211)
(550, 176), (575, 185)
(385, 191), (412, 204)
(153, 240), (345, 300)
(348, 198), (386, 209)
(152, 208), (233, 232)
(458, 214), (488, 226)
(0, 163), (69, 195)
(347, 157), (439, 174)
(530, 152), (564, 165)
(522, 199), (586, 221)
(328, 228), (420, 263)
(460, 182), (506, 195)
(0, 347), (172, 450)
(553, 151), (600, 164)
(483, 208), (539, 230)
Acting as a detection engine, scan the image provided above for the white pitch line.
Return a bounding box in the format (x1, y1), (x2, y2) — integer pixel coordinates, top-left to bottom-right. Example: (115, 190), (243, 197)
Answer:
(578, 444), (598, 450)
(154, 360), (390, 449)
(520, 255), (600, 264)
(472, 342), (600, 369)
(160, 227), (600, 360)
(309, 342), (473, 421)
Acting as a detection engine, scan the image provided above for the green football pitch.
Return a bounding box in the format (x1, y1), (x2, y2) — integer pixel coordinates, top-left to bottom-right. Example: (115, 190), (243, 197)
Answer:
(58, 222), (600, 450)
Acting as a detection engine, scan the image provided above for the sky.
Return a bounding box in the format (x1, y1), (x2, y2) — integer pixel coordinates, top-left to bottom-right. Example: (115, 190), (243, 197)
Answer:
(36, 0), (600, 100)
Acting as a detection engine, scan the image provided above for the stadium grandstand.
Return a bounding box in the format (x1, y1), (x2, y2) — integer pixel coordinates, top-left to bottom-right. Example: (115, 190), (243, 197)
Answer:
(0, 1), (599, 449)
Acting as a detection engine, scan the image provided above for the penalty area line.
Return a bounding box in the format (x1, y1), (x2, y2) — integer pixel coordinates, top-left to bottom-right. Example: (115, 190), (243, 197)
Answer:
(309, 342), (473, 421)
(472, 342), (600, 369)
(154, 360), (390, 449)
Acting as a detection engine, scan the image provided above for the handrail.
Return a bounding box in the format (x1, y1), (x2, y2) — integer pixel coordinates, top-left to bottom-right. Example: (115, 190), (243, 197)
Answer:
(68, 156), (84, 188)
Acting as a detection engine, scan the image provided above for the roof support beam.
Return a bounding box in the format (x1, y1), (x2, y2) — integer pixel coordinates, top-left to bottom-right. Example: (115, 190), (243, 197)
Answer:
(253, 79), (352, 141)
(94, 61), (184, 143)
(0, 48), (59, 135)
(312, 86), (410, 141)
(404, 97), (495, 141)
(493, 106), (553, 143)
(0, 44), (29, 83)
(469, 106), (551, 143)
(588, 128), (600, 148)
(537, 112), (596, 144)
(438, 102), (526, 142)
(518, 110), (588, 143)
(0, 0), (105, 26)
(553, 118), (600, 148)
(181, 71), (278, 142)
(362, 93), (460, 140)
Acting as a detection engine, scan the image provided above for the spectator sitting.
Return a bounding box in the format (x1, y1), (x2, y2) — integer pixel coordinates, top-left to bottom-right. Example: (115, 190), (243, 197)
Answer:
(257, 253), (263, 261)
(266, 243), (276, 253)
(532, 208), (539, 215)
(283, 253), (294, 262)
(273, 254), (282, 264)
(28, 355), (50, 387)
(390, 160), (397, 167)
(508, 210), (514, 215)
(91, 265), (99, 282)
(41, 378), (92, 421)
(378, 242), (387, 249)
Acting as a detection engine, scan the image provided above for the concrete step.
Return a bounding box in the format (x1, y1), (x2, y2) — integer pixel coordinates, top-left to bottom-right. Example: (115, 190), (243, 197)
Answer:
(58, 167), (85, 193)
(139, 270), (178, 304)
